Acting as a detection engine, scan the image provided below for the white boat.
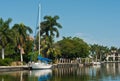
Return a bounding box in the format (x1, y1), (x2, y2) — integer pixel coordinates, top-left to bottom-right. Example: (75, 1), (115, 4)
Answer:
(31, 55), (53, 69)
(31, 4), (52, 70)
(31, 62), (52, 70)
(92, 62), (101, 65)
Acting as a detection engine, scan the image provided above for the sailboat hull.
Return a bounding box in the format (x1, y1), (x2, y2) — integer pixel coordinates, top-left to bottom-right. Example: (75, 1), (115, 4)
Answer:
(92, 62), (101, 65)
(31, 62), (52, 70)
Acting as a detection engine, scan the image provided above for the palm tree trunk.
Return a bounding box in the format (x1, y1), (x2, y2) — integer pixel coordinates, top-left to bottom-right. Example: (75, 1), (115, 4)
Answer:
(100, 53), (102, 62)
(2, 48), (4, 59)
(96, 55), (97, 62)
(20, 48), (23, 62)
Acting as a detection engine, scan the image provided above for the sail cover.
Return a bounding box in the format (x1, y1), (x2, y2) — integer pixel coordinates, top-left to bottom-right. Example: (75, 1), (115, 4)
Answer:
(37, 55), (52, 62)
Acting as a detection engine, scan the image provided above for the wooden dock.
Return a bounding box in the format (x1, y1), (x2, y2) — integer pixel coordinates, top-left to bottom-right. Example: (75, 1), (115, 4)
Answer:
(53, 63), (85, 68)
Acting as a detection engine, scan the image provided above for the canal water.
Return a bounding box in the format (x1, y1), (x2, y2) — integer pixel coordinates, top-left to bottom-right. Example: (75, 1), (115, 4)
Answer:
(0, 63), (120, 81)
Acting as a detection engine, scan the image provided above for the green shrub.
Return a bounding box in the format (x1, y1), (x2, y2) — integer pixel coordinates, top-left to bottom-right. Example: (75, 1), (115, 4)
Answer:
(0, 59), (7, 66)
(0, 58), (13, 66)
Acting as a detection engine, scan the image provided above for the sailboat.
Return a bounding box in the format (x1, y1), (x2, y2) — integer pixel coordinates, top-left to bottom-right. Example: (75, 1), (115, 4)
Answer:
(31, 4), (52, 69)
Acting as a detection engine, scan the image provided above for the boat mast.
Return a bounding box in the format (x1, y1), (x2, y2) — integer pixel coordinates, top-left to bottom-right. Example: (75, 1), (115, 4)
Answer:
(38, 3), (41, 55)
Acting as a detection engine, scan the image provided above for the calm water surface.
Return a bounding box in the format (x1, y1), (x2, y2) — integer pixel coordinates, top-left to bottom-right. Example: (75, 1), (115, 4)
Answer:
(0, 63), (120, 81)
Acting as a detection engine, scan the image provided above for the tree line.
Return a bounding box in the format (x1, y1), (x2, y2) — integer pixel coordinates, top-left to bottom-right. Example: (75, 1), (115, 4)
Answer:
(0, 15), (120, 65)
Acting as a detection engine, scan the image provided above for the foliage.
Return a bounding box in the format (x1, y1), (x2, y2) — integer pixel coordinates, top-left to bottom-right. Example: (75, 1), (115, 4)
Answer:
(5, 43), (16, 56)
(0, 58), (13, 66)
(40, 15), (62, 38)
(90, 44), (109, 61)
(0, 18), (13, 59)
(28, 51), (39, 62)
(23, 39), (33, 62)
(38, 15), (62, 59)
(0, 18), (13, 47)
(12, 23), (33, 62)
(1, 16), (120, 64)
(47, 43), (61, 60)
(57, 37), (90, 59)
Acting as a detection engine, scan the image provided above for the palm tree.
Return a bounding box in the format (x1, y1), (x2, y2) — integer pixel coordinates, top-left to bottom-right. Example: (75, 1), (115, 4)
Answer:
(41, 16), (62, 41)
(90, 44), (109, 62)
(40, 15), (62, 57)
(0, 18), (12, 59)
(90, 44), (100, 62)
(12, 23), (33, 62)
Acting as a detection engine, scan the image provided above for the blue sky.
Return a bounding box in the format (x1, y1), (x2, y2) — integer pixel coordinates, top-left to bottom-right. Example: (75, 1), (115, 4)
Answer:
(0, 0), (120, 48)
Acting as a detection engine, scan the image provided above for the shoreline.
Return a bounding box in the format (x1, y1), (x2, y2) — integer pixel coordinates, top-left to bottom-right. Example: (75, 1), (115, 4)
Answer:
(0, 65), (31, 72)
(1, 62), (119, 72)
(0, 63), (90, 72)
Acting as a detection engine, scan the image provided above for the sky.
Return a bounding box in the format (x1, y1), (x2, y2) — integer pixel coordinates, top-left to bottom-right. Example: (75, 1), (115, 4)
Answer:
(0, 0), (120, 48)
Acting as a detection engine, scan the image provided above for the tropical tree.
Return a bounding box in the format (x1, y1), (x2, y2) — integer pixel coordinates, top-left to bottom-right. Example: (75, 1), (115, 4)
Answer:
(90, 44), (99, 61)
(40, 15), (62, 58)
(23, 37), (34, 63)
(0, 18), (13, 59)
(118, 48), (120, 54)
(57, 37), (90, 59)
(12, 23), (33, 62)
(110, 46), (117, 53)
(40, 15), (62, 38)
(90, 44), (109, 61)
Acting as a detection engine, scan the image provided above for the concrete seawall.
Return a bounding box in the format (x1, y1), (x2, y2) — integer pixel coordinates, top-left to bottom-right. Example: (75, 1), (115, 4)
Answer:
(0, 63), (92, 72)
(0, 66), (30, 72)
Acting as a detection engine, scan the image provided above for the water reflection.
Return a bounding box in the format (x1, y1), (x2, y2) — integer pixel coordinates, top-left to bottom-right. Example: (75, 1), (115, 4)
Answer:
(0, 63), (120, 81)
(0, 71), (29, 81)
(30, 69), (52, 81)
(0, 69), (52, 81)
(104, 63), (120, 80)
(51, 63), (120, 81)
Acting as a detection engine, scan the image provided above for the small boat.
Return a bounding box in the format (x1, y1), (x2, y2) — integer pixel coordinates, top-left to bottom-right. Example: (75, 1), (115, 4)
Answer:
(92, 62), (101, 65)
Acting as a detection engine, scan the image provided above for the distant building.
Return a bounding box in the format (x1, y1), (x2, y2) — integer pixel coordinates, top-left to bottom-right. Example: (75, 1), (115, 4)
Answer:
(106, 50), (120, 62)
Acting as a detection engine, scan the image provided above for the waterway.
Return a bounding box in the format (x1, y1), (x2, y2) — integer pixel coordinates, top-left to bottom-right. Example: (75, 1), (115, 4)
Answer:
(0, 63), (120, 81)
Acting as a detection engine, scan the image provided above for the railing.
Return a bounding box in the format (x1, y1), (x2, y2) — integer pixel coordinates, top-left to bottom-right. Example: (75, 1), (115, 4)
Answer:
(56, 58), (92, 64)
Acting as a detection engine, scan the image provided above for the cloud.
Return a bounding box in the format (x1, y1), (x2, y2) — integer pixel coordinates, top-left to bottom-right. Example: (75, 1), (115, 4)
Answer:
(73, 32), (118, 47)
(73, 32), (99, 44)
(54, 36), (63, 42)
(55, 32), (119, 48)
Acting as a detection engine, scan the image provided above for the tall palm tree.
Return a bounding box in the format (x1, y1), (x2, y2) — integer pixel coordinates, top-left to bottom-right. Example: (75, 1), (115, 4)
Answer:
(12, 23), (33, 62)
(41, 15), (62, 38)
(90, 44), (100, 62)
(90, 44), (109, 62)
(0, 18), (12, 59)
(40, 15), (62, 57)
